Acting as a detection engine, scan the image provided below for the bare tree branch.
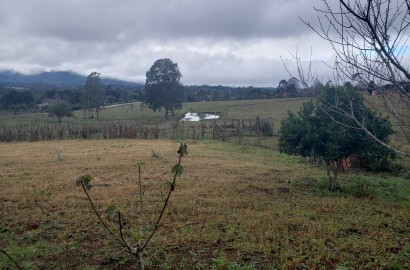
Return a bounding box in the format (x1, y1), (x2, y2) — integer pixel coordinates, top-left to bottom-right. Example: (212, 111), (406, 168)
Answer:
(291, 0), (410, 156)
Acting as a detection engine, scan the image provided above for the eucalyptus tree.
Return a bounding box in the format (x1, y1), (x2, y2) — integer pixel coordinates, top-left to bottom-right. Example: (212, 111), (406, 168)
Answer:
(144, 59), (185, 119)
(80, 72), (105, 118)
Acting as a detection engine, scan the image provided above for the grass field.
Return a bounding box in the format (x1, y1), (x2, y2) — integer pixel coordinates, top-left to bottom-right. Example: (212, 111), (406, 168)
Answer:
(0, 98), (309, 149)
(0, 98), (308, 127)
(1, 139), (409, 269)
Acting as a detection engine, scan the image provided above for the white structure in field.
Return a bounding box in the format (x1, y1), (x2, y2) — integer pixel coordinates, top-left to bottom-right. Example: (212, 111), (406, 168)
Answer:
(180, 112), (219, 122)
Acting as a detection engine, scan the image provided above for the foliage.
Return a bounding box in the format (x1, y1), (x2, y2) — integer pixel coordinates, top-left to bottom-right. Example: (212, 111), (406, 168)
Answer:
(80, 72), (105, 118)
(0, 90), (35, 112)
(318, 84), (396, 169)
(144, 59), (185, 119)
(275, 79), (298, 98)
(279, 85), (394, 191)
(76, 174), (92, 190)
(47, 102), (73, 122)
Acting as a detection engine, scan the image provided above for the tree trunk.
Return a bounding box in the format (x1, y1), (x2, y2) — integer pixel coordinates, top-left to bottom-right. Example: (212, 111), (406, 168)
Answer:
(326, 159), (341, 192)
(165, 109), (169, 120)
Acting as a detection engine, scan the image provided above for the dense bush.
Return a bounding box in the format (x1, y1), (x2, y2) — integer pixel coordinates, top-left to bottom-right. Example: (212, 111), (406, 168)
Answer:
(279, 85), (394, 191)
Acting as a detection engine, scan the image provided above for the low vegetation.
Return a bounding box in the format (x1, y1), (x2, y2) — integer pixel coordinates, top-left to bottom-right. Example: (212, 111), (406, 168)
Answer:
(279, 86), (395, 191)
(0, 139), (409, 269)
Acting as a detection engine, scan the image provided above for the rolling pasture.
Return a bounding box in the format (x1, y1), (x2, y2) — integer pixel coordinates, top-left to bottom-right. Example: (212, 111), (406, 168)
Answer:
(0, 98), (306, 126)
(0, 98), (306, 146)
(0, 98), (409, 269)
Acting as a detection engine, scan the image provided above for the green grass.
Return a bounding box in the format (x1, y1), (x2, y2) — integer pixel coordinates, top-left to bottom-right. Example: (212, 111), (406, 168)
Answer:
(0, 98), (308, 127)
(181, 98), (307, 122)
(0, 98), (309, 149)
(1, 139), (409, 269)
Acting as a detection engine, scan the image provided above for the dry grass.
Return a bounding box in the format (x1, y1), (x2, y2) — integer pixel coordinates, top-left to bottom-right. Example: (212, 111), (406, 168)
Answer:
(1, 139), (409, 269)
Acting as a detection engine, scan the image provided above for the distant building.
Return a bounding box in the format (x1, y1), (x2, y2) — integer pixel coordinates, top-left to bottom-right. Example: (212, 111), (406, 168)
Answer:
(37, 98), (61, 110)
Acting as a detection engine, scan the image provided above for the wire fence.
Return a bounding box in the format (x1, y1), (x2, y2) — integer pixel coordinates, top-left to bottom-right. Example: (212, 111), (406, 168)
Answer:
(0, 118), (275, 143)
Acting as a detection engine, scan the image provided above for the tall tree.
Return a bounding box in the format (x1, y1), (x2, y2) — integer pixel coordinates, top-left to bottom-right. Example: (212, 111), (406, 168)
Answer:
(144, 58), (185, 119)
(276, 79), (298, 98)
(299, 0), (410, 156)
(80, 72), (105, 118)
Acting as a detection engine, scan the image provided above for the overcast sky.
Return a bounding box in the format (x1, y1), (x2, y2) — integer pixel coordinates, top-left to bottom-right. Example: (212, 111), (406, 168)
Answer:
(0, 0), (338, 87)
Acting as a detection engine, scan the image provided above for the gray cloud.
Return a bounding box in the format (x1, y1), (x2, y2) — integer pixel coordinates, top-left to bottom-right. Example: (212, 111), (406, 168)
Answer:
(0, 0), (336, 86)
(5, 0), (320, 41)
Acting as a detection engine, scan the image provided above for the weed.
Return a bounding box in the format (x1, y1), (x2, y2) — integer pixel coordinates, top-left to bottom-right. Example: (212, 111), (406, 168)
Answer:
(76, 143), (188, 269)
(337, 175), (410, 205)
(211, 255), (255, 270)
(102, 254), (127, 266)
(342, 175), (380, 198)
(78, 266), (99, 270)
(151, 150), (160, 158)
(404, 244), (410, 253)
(389, 262), (405, 270)
(39, 189), (53, 196)
(54, 148), (66, 161)
(0, 241), (65, 269)
(0, 249), (23, 270)
(335, 265), (350, 270)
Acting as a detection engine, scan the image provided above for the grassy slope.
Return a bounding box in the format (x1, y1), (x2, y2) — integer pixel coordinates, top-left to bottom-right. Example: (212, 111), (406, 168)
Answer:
(0, 139), (409, 269)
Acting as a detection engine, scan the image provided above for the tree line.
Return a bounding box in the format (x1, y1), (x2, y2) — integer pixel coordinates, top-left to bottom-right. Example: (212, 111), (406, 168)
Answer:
(0, 83), (142, 113)
(0, 78), (297, 113)
(0, 66), (387, 118)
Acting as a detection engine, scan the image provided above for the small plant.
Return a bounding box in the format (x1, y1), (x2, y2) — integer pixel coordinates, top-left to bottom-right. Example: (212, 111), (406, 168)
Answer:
(211, 254), (255, 270)
(151, 150), (160, 158)
(55, 148), (65, 161)
(76, 143), (188, 269)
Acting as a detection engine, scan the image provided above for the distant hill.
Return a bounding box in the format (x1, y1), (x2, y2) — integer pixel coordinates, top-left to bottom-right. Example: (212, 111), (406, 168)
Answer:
(0, 70), (142, 87)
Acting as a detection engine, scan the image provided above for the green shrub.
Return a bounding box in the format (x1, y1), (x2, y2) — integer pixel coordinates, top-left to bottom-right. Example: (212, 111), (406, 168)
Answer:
(337, 175), (410, 204)
(342, 175), (380, 198)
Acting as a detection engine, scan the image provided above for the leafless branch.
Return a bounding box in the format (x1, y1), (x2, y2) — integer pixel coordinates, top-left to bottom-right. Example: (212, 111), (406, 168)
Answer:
(292, 0), (410, 155)
(80, 181), (133, 253)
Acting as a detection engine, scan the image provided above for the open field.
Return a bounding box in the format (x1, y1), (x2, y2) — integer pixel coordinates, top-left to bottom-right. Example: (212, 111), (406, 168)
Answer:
(1, 139), (409, 269)
(0, 98), (309, 148)
(0, 98), (308, 127)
